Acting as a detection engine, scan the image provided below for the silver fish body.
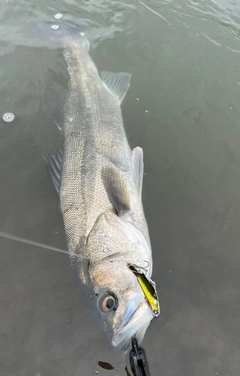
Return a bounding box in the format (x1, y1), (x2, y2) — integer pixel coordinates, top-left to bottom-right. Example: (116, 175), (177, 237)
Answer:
(42, 22), (158, 353)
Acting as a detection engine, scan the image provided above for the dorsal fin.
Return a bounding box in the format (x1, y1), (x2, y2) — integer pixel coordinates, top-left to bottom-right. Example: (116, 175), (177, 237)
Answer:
(101, 71), (131, 104)
(101, 166), (130, 216)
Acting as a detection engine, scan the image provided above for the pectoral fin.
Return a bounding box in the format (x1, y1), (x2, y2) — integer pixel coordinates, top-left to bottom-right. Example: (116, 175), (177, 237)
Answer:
(44, 148), (63, 194)
(101, 166), (130, 216)
(132, 147), (144, 197)
(44, 93), (67, 134)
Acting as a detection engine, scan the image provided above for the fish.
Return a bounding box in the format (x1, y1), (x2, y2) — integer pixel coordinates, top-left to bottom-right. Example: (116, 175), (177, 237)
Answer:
(32, 19), (159, 354)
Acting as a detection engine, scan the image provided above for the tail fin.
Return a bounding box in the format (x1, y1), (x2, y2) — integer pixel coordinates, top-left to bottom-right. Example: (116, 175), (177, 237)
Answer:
(30, 19), (89, 50)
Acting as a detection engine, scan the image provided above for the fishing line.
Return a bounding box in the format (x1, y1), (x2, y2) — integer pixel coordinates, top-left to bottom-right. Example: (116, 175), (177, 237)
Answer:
(0, 231), (90, 261)
(0, 231), (68, 255)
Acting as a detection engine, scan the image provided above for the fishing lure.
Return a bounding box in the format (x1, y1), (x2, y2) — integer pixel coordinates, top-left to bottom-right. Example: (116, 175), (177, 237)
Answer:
(129, 265), (160, 317)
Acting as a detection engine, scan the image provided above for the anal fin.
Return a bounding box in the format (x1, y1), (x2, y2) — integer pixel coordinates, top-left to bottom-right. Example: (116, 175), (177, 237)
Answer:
(101, 71), (131, 104)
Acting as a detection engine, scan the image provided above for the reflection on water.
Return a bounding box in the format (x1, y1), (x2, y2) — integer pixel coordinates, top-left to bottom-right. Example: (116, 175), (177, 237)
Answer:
(1, 0), (240, 375)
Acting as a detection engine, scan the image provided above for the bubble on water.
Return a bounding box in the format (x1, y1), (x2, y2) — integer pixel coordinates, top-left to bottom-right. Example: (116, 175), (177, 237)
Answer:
(54, 13), (63, 20)
(145, 110), (149, 113)
(80, 32), (85, 36)
(3, 112), (15, 122)
(51, 24), (60, 30)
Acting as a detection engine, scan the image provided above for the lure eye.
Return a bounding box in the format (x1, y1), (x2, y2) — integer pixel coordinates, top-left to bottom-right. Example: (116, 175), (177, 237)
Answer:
(100, 293), (118, 312)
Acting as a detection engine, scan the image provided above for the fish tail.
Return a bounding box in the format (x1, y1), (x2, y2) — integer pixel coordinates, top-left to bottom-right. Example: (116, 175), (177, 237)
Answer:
(29, 19), (89, 50)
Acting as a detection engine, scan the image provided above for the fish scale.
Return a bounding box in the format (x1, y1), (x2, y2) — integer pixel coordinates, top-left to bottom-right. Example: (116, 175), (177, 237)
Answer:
(62, 45), (131, 257)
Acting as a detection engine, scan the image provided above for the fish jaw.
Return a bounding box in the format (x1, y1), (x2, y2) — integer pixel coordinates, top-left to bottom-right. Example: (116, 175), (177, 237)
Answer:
(111, 289), (154, 354)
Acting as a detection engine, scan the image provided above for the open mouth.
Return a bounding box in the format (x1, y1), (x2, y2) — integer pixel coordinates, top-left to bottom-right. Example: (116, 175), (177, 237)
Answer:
(112, 295), (153, 353)
(111, 266), (160, 353)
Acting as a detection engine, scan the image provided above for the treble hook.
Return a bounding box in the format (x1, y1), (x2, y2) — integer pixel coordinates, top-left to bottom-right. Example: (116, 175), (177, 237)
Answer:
(130, 260), (149, 274)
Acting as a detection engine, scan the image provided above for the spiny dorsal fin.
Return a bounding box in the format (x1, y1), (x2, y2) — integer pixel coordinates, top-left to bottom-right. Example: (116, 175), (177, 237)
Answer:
(44, 148), (63, 194)
(101, 71), (131, 104)
(101, 166), (130, 216)
(132, 147), (144, 197)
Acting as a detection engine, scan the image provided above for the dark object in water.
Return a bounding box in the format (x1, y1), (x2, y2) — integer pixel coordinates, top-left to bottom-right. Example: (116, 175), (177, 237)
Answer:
(129, 337), (151, 376)
(98, 360), (114, 370)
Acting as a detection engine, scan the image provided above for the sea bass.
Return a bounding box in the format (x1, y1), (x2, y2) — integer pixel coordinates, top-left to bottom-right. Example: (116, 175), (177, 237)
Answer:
(34, 20), (159, 353)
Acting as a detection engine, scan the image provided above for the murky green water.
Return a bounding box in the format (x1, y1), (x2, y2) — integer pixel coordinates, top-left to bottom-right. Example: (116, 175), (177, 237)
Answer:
(1, 1), (240, 375)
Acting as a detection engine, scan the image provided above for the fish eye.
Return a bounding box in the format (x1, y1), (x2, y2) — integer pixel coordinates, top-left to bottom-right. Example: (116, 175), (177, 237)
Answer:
(100, 293), (118, 313)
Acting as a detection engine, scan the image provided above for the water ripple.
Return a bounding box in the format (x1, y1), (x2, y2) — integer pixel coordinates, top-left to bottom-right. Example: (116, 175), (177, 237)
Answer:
(187, 0), (240, 39)
(0, 0), (137, 48)
(151, 0), (240, 51)
(137, 0), (171, 26)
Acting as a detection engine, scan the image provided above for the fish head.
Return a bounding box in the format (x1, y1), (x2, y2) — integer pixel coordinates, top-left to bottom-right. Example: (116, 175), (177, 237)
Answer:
(88, 261), (154, 354)
(83, 210), (158, 354)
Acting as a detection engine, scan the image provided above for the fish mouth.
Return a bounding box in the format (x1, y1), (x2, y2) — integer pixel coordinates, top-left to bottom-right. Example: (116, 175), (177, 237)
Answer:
(111, 293), (154, 354)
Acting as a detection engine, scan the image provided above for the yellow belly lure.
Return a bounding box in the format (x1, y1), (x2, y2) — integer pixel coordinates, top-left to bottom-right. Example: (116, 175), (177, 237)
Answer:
(129, 266), (160, 317)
